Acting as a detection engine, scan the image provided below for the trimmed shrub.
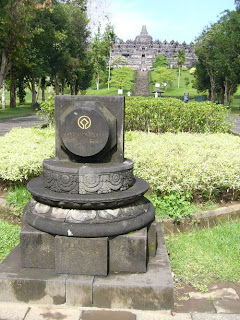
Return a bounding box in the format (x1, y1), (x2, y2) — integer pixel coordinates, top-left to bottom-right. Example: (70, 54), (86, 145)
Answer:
(125, 97), (231, 133)
(125, 131), (240, 199)
(0, 128), (55, 182)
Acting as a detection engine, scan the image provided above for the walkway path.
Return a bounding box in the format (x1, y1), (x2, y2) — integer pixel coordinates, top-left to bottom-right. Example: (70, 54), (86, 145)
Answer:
(134, 71), (150, 96)
(0, 114), (45, 136)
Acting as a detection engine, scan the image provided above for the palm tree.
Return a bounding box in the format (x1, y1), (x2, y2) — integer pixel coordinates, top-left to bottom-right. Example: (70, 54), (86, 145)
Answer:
(174, 50), (186, 89)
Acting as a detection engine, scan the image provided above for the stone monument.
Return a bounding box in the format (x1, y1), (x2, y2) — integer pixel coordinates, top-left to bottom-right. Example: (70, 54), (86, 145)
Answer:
(111, 25), (197, 70)
(0, 96), (174, 310)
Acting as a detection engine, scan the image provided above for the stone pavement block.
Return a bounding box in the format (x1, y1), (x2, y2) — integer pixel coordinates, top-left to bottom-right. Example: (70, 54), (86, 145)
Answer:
(174, 298), (216, 314)
(189, 288), (239, 300)
(109, 228), (147, 273)
(136, 311), (191, 320)
(66, 275), (93, 307)
(24, 306), (81, 320)
(0, 303), (29, 320)
(81, 310), (136, 320)
(20, 223), (55, 269)
(192, 313), (240, 320)
(0, 246), (66, 304)
(213, 298), (240, 314)
(93, 228), (174, 310)
(55, 236), (108, 275)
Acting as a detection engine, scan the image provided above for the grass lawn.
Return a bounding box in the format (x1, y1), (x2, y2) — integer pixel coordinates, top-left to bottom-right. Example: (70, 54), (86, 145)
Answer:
(0, 219), (20, 262)
(166, 219), (240, 291)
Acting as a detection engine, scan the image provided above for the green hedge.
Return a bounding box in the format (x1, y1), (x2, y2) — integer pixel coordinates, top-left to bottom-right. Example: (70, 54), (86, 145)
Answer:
(0, 128), (55, 182)
(1, 128), (240, 202)
(125, 97), (231, 133)
(125, 131), (240, 199)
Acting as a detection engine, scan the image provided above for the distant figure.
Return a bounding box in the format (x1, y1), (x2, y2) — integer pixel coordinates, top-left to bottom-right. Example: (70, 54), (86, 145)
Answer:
(184, 93), (189, 103)
(127, 91), (131, 97)
(155, 92), (158, 98)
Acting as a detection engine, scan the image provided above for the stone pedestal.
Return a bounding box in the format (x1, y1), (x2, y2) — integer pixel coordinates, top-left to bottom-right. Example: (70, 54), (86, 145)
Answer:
(0, 96), (174, 310)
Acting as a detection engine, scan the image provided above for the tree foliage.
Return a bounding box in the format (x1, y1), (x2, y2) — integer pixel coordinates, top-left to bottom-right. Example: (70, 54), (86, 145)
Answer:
(194, 8), (240, 105)
(151, 67), (176, 90)
(152, 56), (170, 68)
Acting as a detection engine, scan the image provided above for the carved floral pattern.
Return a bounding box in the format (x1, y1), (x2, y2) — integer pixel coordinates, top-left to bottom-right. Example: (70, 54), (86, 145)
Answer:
(43, 169), (78, 193)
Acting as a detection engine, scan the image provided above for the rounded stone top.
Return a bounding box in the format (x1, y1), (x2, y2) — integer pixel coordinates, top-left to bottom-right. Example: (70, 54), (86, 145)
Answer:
(61, 106), (110, 158)
(135, 25), (153, 43)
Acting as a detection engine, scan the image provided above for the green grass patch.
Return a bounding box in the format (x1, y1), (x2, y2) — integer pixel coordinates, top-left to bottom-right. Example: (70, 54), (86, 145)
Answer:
(166, 220), (240, 291)
(0, 103), (35, 119)
(0, 220), (20, 262)
(4, 185), (31, 216)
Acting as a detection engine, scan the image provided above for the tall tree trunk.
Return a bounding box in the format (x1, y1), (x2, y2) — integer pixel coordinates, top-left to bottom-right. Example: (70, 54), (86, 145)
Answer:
(55, 76), (60, 95)
(108, 48), (111, 90)
(0, 50), (10, 88)
(61, 78), (65, 95)
(36, 78), (41, 102)
(1, 81), (6, 109)
(31, 77), (37, 106)
(96, 73), (99, 90)
(177, 67), (181, 89)
(70, 85), (74, 95)
(10, 69), (16, 108)
(74, 82), (79, 95)
(41, 77), (46, 101)
(209, 71), (216, 102)
(220, 87), (225, 105)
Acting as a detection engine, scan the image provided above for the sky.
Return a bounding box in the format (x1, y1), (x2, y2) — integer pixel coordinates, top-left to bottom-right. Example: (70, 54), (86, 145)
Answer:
(107, 0), (236, 44)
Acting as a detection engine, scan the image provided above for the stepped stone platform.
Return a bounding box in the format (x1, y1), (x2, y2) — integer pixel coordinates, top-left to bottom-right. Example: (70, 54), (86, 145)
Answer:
(0, 223), (173, 310)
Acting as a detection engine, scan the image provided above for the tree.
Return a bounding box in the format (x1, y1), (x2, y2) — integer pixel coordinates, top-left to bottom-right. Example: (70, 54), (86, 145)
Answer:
(152, 56), (169, 68)
(111, 56), (128, 67)
(174, 50), (186, 89)
(109, 66), (134, 90)
(151, 67), (176, 91)
(194, 8), (240, 105)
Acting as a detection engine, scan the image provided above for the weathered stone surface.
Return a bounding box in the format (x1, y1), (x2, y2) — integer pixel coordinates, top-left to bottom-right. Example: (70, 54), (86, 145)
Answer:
(25, 306), (81, 320)
(20, 223), (55, 269)
(192, 314), (240, 320)
(55, 236), (108, 275)
(93, 226), (174, 310)
(81, 310), (136, 320)
(109, 228), (147, 273)
(0, 246), (66, 304)
(147, 220), (157, 258)
(0, 303), (29, 320)
(213, 298), (240, 314)
(66, 275), (94, 306)
(55, 96), (124, 163)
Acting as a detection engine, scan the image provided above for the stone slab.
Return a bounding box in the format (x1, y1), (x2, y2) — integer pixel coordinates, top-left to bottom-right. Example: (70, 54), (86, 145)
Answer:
(20, 222), (55, 269)
(213, 298), (240, 314)
(147, 220), (157, 257)
(174, 298), (216, 314)
(55, 236), (108, 275)
(0, 245), (67, 304)
(81, 310), (136, 320)
(25, 306), (81, 320)
(66, 275), (94, 306)
(0, 303), (29, 320)
(109, 227), (147, 273)
(192, 314), (240, 320)
(93, 224), (174, 310)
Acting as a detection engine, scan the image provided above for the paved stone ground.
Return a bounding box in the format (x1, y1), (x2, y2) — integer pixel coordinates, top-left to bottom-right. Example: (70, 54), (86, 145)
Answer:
(0, 114), (45, 136)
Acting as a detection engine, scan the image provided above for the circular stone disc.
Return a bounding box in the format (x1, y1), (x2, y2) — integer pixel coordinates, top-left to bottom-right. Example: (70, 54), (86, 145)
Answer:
(61, 107), (110, 157)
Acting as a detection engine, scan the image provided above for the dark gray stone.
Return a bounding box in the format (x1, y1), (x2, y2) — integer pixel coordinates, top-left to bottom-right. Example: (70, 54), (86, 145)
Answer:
(109, 228), (147, 273)
(0, 246), (66, 304)
(66, 275), (94, 307)
(55, 96), (124, 163)
(55, 236), (108, 275)
(20, 222), (55, 269)
(61, 107), (110, 158)
(93, 225), (174, 310)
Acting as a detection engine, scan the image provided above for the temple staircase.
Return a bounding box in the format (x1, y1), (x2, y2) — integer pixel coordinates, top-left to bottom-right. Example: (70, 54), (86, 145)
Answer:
(133, 71), (151, 96)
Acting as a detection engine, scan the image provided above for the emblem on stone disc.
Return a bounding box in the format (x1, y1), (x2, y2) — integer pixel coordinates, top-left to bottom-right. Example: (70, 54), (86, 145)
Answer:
(78, 116), (91, 129)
